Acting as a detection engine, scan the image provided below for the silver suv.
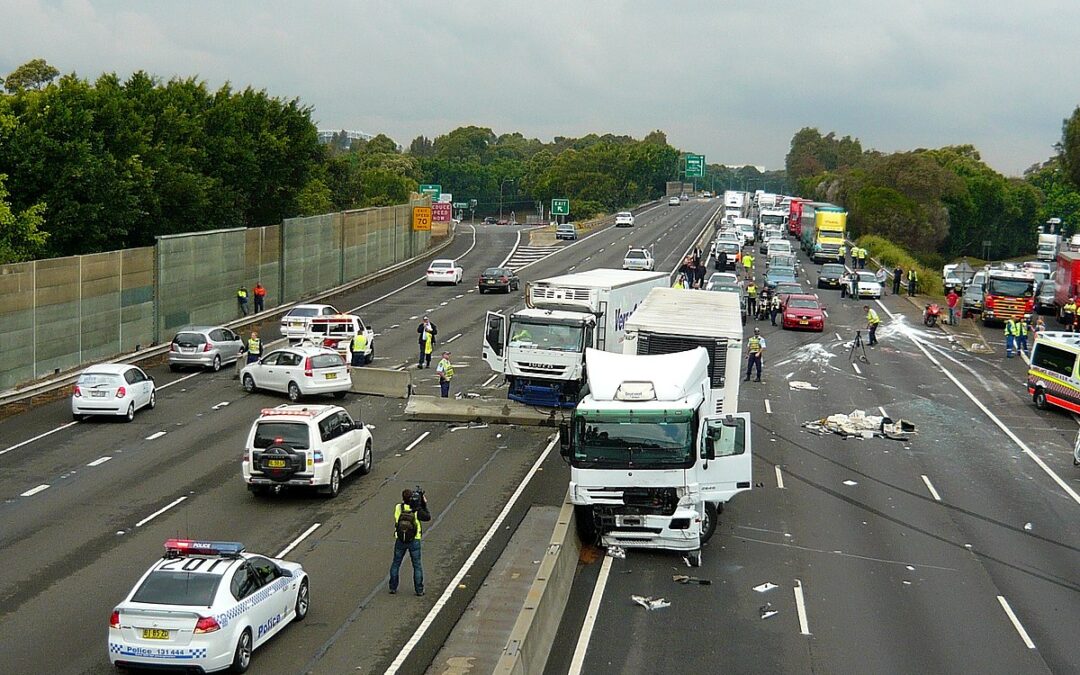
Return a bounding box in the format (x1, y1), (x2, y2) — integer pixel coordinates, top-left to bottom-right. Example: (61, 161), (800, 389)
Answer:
(168, 326), (244, 372)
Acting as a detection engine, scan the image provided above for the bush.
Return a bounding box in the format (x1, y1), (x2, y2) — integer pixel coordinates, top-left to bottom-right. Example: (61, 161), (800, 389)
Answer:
(856, 234), (944, 296)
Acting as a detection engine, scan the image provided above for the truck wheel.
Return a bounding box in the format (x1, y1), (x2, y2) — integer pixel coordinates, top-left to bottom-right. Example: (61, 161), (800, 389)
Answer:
(1034, 388), (1049, 410)
(574, 506), (599, 545)
(700, 503), (719, 543)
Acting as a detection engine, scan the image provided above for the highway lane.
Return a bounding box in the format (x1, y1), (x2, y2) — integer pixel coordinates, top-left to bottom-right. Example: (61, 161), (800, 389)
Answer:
(557, 236), (1079, 675)
(0, 199), (719, 673)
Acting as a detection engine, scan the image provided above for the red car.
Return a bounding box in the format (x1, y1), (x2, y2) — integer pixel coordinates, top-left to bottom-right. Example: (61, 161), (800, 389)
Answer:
(781, 294), (826, 332)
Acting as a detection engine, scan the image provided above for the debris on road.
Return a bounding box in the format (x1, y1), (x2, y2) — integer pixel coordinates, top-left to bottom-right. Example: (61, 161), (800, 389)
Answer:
(802, 409), (916, 440)
(759, 602), (778, 619)
(606, 545), (627, 559)
(753, 582), (778, 593)
(631, 595), (671, 610)
(672, 575), (712, 585)
(448, 422), (489, 432)
(788, 381), (819, 391)
(843, 480), (858, 486)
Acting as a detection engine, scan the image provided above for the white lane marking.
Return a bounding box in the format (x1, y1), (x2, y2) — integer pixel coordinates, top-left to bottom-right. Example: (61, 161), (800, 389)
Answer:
(348, 225), (479, 314)
(385, 435), (559, 675)
(997, 595), (1036, 649)
(403, 432), (430, 453)
(875, 298), (1080, 506)
(394, 364), (409, 371)
(823, 310), (829, 318)
(445, 333), (462, 344)
(390, 324), (400, 329)
(794, 579), (811, 635)
(0, 421), (79, 457)
(466, 289), (476, 293)
(775, 466), (785, 489)
(211, 401), (230, 410)
(453, 296), (463, 300)
(878, 406), (888, 417)
(277, 522), (322, 558)
(87, 456), (112, 467)
(145, 431), (167, 441)
(157, 372), (200, 390)
(134, 496), (187, 527)
(498, 229), (524, 268)
(921, 475), (942, 502)
(409, 315), (418, 320)
(20, 484), (50, 497)
(851, 362), (862, 375)
(835, 332), (843, 341)
(425, 308), (435, 313)
(439, 301), (448, 306)
(568, 553), (613, 674)
(482, 373), (500, 387)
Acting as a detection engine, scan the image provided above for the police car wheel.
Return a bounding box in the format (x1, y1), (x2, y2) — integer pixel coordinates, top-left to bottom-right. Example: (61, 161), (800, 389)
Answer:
(169, 364), (181, 372)
(287, 382), (302, 402)
(230, 629), (252, 673)
(243, 374), (257, 393)
(359, 441), (373, 475)
(333, 390), (347, 400)
(295, 579), (309, 621)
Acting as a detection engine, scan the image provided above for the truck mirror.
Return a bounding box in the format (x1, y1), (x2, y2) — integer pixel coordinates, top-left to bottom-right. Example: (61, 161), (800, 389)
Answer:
(704, 436), (716, 460)
(559, 422), (571, 457)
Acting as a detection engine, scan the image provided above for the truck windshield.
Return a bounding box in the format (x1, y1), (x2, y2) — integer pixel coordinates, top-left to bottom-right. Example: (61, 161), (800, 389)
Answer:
(572, 410), (695, 469)
(508, 320), (584, 352)
(760, 215), (785, 225)
(819, 229), (844, 239)
(986, 279), (1034, 297)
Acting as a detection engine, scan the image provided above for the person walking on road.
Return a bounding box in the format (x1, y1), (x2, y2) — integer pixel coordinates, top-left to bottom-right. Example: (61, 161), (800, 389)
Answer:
(1004, 318), (1018, 358)
(236, 287), (249, 317)
(876, 267), (887, 295)
(907, 269), (918, 297)
(857, 247), (868, 269)
(864, 305), (881, 346)
(892, 266), (903, 296)
(1017, 317), (1029, 354)
(946, 289), (960, 326)
(246, 331), (262, 364)
(253, 282), (266, 313)
(417, 317), (437, 368)
(389, 488), (431, 597)
(769, 293), (782, 326)
(745, 328), (765, 382)
(1064, 297), (1078, 331)
(742, 252), (754, 279)
(436, 351), (454, 398)
(350, 330), (368, 367)
(838, 244), (847, 267)
(746, 281), (759, 319)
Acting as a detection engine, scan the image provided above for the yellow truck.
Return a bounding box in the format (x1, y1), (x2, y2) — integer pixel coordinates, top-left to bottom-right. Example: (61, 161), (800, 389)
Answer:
(812, 208), (847, 264)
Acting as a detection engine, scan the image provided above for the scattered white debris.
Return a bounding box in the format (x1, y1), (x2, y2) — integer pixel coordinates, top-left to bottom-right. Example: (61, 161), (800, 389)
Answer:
(803, 409), (915, 440)
(759, 603), (778, 619)
(753, 582), (778, 593)
(789, 381), (819, 391)
(606, 545), (627, 559)
(631, 595), (671, 610)
(843, 480), (858, 486)
(905, 565), (915, 571)
(1024, 522), (1033, 531)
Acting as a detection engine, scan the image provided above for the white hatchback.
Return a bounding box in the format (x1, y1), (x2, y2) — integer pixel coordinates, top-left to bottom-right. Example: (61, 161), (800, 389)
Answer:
(72, 364), (155, 422)
(241, 346), (351, 402)
(426, 259), (463, 285)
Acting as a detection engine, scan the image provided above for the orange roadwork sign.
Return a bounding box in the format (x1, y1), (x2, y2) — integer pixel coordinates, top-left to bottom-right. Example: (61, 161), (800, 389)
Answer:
(412, 206), (433, 231)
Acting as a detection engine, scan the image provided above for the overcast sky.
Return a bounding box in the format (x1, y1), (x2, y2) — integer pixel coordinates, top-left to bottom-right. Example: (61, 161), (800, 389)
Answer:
(2, 0), (1077, 176)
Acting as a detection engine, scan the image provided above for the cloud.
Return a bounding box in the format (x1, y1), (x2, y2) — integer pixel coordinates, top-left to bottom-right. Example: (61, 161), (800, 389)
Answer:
(1, 0), (1078, 175)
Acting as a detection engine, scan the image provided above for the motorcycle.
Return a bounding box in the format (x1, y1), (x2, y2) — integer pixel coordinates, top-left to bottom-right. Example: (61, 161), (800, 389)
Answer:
(924, 303), (942, 327)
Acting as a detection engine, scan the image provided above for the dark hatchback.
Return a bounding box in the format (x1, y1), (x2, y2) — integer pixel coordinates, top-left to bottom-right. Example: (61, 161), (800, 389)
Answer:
(478, 267), (520, 293)
(817, 263), (846, 289)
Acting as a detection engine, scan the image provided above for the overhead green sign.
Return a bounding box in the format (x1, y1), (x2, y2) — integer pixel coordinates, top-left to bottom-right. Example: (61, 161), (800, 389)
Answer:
(685, 154), (705, 178)
(551, 198), (570, 216)
(419, 184), (441, 198)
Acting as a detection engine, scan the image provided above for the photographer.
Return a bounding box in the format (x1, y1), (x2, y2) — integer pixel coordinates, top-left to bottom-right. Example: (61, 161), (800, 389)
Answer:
(389, 488), (432, 596)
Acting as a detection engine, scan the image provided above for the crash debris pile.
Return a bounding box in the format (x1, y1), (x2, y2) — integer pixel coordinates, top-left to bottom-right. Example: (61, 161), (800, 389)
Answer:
(802, 409), (916, 440)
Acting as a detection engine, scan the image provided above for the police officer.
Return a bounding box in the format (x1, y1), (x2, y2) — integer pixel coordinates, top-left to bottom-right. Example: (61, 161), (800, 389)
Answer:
(864, 305), (881, 346)
(389, 488), (431, 597)
(436, 351), (454, 398)
(1004, 318), (1018, 358)
(236, 287), (249, 316)
(1064, 297), (1078, 330)
(742, 252), (754, 278)
(769, 293), (782, 326)
(1018, 316), (1029, 354)
(247, 331), (261, 364)
(417, 317), (437, 368)
(350, 330), (368, 367)
(746, 281), (759, 319)
(892, 266), (903, 296)
(745, 328), (765, 382)
(907, 268), (918, 297)
(838, 244), (847, 267)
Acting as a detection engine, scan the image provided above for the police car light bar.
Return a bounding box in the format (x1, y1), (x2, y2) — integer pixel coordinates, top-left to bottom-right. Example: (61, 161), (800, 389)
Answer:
(164, 539), (245, 558)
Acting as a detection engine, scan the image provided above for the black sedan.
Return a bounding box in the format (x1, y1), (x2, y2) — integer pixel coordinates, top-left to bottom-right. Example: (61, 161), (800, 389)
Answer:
(817, 263), (846, 289)
(478, 267), (520, 294)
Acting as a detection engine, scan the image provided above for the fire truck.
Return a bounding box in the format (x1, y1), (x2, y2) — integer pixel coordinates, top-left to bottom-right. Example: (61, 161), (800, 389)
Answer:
(981, 265), (1035, 326)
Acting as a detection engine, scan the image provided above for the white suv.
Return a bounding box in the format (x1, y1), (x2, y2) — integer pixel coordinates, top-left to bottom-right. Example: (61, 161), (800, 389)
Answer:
(623, 247), (655, 271)
(243, 405), (373, 498)
(241, 345), (351, 401)
(280, 304), (339, 341)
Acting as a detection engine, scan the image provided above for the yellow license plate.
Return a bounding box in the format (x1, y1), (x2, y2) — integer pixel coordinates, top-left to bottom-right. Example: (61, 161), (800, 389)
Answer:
(325, 373), (337, 380)
(142, 628), (170, 640)
(799, 320), (809, 325)
(267, 459), (286, 468)
(290, 322), (303, 329)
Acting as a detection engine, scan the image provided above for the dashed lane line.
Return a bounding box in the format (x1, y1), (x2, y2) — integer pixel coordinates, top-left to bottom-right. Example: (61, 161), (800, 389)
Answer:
(134, 496), (187, 527)
(404, 432), (430, 453)
(775, 466), (785, 489)
(569, 554), (613, 674)
(794, 579), (811, 635)
(277, 523), (322, 558)
(921, 475), (942, 502)
(1, 421), (79, 457)
(997, 595), (1036, 649)
(145, 431), (167, 441)
(20, 484), (50, 497)
(87, 456), (112, 467)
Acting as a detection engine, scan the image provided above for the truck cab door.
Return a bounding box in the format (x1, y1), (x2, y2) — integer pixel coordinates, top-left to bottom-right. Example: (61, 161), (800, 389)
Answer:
(698, 412), (753, 503)
(482, 311), (507, 374)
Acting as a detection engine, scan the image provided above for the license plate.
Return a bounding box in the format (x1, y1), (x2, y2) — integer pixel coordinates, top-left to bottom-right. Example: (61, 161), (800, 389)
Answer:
(266, 459), (286, 468)
(290, 322), (303, 329)
(91, 391), (106, 397)
(141, 628), (169, 640)
(325, 372), (337, 380)
(799, 320), (809, 325)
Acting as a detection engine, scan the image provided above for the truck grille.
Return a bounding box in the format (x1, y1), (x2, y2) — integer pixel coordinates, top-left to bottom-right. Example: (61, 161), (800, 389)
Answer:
(515, 361), (567, 376)
(636, 335), (728, 388)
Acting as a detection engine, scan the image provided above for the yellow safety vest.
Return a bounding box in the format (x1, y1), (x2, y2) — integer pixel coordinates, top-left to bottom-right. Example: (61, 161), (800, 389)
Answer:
(839, 245), (846, 256)
(437, 358), (454, 379)
(1019, 322), (1028, 336)
(907, 270), (918, 281)
(867, 309), (880, 325)
(352, 333), (367, 352)
(747, 285), (757, 298)
(748, 336), (763, 354)
(393, 503), (423, 540)
(248, 337), (261, 355)
(237, 288), (248, 299)
(424, 333), (434, 354)
(1066, 303), (1077, 314)
(743, 255), (754, 268)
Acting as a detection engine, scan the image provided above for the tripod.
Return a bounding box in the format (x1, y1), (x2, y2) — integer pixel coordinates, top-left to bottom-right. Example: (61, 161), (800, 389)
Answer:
(849, 330), (869, 363)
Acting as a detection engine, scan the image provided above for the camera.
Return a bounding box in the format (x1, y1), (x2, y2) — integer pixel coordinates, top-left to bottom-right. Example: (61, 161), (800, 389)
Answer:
(409, 486), (426, 510)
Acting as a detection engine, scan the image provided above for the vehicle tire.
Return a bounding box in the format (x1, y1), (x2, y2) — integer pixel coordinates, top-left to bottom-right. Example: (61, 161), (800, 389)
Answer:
(148, 391), (156, 410)
(169, 364), (181, 372)
(323, 462), (341, 498)
(333, 390), (347, 400)
(700, 503), (719, 543)
(686, 549), (702, 568)
(211, 355), (221, 372)
(72, 412), (83, 422)
(426, 281), (432, 286)
(925, 315), (937, 328)
(242, 374), (257, 393)
(1034, 388), (1049, 410)
(358, 441), (373, 475)
(367, 344), (375, 365)
(294, 578), (309, 621)
(574, 506), (599, 545)
(229, 629), (252, 673)
(124, 403), (135, 423)
(287, 382), (301, 402)
(478, 287), (485, 294)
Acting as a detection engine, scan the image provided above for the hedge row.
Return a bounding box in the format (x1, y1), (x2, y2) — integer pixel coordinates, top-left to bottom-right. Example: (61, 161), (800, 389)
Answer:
(856, 234), (945, 296)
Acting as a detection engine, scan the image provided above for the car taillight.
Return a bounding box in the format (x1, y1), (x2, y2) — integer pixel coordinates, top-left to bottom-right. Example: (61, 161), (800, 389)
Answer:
(110, 610), (120, 629)
(74, 385), (82, 397)
(304, 357), (313, 377)
(323, 338), (335, 349)
(203, 342), (212, 352)
(170, 342), (178, 352)
(313, 450), (324, 464)
(115, 386), (126, 398)
(194, 616), (221, 634)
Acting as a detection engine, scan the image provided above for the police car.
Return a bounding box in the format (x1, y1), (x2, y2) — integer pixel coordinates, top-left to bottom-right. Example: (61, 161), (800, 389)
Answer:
(109, 539), (309, 673)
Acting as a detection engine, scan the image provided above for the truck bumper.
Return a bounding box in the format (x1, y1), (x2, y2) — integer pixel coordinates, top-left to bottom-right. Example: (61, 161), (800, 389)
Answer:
(507, 377), (580, 408)
(598, 508), (702, 551)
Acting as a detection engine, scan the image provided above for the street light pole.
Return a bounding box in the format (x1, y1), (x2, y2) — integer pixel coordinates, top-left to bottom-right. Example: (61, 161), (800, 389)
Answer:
(499, 178), (514, 222)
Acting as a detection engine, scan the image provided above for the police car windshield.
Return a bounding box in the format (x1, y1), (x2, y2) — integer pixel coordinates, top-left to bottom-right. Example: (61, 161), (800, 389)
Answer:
(132, 570), (222, 606)
(254, 422), (311, 449)
(507, 320), (583, 352)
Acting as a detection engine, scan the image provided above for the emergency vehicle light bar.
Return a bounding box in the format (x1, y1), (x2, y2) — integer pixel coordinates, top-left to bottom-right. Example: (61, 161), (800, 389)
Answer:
(164, 539), (245, 558)
(259, 407), (320, 417)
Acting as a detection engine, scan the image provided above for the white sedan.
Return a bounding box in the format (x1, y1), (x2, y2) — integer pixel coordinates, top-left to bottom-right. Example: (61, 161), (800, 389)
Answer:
(846, 271), (883, 299)
(72, 363), (155, 422)
(109, 539), (308, 673)
(426, 259), (463, 285)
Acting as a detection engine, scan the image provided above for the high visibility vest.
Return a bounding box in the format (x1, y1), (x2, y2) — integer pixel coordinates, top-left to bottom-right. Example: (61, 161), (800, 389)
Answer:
(352, 333), (367, 352)
(1004, 321), (1018, 336)
(424, 333), (434, 354)
(839, 245), (846, 256)
(743, 255), (754, 268)
(248, 337), (261, 355)
(437, 358), (454, 379)
(1066, 303), (1077, 314)
(748, 336), (763, 354)
(1019, 322), (1028, 336)
(237, 288), (248, 299)
(394, 503), (423, 540)
(907, 270), (918, 282)
(254, 285), (266, 297)
(771, 296), (781, 309)
(673, 280), (685, 289)
(867, 309), (880, 325)
(858, 248), (867, 259)
(747, 285), (757, 298)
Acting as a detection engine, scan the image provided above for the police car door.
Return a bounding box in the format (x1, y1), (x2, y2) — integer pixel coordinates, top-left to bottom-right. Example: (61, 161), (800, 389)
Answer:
(698, 413), (753, 503)
(244, 557), (285, 645)
(482, 311), (507, 374)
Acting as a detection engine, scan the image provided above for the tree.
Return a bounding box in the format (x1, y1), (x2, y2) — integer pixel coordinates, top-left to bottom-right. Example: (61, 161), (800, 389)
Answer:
(0, 174), (49, 263)
(408, 135), (434, 157)
(296, 178), (334, 215)
(1060, 106), (1080, 190)
(3, 58), (60, 93)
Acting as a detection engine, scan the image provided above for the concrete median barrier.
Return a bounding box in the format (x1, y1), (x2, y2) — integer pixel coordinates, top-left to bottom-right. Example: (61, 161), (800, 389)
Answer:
(350, 366), (413, 398)
(494, 493), (579, 675)
(404, 395), (569, 426)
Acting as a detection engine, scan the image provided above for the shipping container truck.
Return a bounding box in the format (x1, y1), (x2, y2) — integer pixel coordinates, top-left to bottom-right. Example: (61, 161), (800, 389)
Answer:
(1038, 233), (1061, 262)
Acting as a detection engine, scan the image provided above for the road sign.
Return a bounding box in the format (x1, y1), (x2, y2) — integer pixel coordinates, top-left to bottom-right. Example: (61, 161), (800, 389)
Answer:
(437, 192), (452, 204)
(412, 206), (432, 231)
(419, 184), (441, 199)
(469, 199), (478, 208)
(685, 154), (705, 178)
(551, 199), (570, 216)
(452, 202), (468, 208)
(432, 202), (452, 222)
